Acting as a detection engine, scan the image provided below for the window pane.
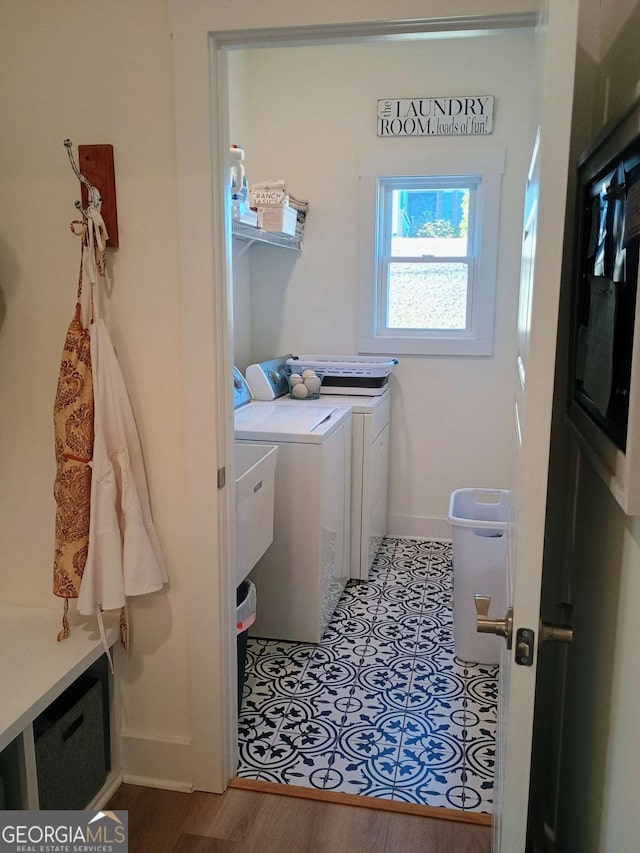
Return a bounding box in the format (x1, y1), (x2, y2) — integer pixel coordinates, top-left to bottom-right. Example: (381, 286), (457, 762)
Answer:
(391, 188), (469, 257)
(386, 262), (468, 330)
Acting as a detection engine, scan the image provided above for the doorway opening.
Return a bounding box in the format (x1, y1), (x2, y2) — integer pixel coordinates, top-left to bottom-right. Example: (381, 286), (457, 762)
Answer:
(222, 25), (536, 817)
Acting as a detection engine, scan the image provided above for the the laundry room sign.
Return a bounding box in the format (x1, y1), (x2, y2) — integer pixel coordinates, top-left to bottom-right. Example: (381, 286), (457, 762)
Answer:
(377, 96), (494, 137)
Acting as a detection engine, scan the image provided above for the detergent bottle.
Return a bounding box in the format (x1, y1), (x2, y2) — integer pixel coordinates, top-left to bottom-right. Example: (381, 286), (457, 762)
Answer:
(229, 145), (248, 217)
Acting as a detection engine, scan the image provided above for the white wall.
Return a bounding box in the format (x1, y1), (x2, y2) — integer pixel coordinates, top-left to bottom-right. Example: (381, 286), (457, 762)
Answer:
(0, 1), (192, 787)
(235, 34), (536, 536)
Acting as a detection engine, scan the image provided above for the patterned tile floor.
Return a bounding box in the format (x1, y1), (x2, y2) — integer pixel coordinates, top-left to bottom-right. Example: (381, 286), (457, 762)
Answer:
(237, 537), (498, 813)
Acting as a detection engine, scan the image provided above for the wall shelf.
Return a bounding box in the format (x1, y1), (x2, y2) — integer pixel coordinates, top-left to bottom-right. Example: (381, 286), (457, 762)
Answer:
(232, 220), (301, 253)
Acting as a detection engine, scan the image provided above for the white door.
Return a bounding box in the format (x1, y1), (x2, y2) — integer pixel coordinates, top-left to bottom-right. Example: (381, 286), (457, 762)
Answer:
(491, 2), (579, 850)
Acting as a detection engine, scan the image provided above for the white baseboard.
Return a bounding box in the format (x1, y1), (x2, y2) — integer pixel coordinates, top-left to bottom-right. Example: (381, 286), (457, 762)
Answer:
(121, 773), (193, 793)
(88, 771), (124, 809)
(120, 730), (193, 793)
(388, 515), (452, 541)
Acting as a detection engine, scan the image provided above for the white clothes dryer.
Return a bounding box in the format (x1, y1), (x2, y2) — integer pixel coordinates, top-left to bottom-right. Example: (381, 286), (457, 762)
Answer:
(245, 356), (392, 581)
(233, 369), (352, 643)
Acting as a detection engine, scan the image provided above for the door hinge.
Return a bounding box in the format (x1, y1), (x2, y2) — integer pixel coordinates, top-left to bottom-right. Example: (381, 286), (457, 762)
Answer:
(217, 466), (226, 489)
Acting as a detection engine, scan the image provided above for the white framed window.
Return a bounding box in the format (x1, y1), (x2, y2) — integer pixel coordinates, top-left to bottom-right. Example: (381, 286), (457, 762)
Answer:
(359, 146), (505, 356)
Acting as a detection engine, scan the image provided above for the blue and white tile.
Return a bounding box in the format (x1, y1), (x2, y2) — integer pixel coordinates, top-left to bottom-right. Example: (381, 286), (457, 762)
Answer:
(329, 712), (406, 793)
(250, 640), (314, 681)
(293, 686), (355, 726)
(376, 580), (425, 611)
(297, 647), (360, 690)
(426, 539), (453, 555)
(420, 593), (454, 625)
(464, 734), (496, 782)
(332, 584), (385, 618)
(237, 705), (285, 776)
(321, 755), (392, 798)
(369, 614), (422, 648)
(369, 542), (397, 572)
(414, 636), (455, 670)
(319, 630), (374, 667)
(358, 634), (416, 666)
(428, 548), (454, 565)
(319, 753), (375, 797)
(460, 763), (495, 813)
(442, 770), (484, 811)
(322, 608), (373, 639)
(350, 672), (410, 714)
(392, 785), (453, 809)
(465, 669), (499, 710)
(397, 712), (465, 769)
(252, 702), (337, 780)
(423, 565), (453, 589)
(237, 536), (497, 813)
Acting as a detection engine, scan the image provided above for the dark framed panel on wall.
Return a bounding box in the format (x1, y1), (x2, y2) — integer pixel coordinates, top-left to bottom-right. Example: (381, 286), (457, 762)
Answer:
(568, 96), (640, 514)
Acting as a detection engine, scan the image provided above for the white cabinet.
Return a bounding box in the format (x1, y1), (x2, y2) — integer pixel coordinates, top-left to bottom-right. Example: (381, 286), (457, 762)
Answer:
(366, 422), (390, 571)
(351, 394), (391, 580)
(0, 606), (119, 809)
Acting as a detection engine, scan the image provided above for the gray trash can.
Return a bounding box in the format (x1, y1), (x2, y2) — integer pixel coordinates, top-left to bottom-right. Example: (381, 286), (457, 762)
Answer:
(448, 488), (508, 665)
(236, 580), (256, 713)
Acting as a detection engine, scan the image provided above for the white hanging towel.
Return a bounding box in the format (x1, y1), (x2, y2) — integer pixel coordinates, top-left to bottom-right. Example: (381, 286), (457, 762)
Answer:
(78, 318), (168, 633)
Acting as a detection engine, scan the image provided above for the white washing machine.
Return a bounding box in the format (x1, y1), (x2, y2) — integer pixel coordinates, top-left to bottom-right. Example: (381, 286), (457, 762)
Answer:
(233, 368), (352, 643)
(245, 356), (393, 581)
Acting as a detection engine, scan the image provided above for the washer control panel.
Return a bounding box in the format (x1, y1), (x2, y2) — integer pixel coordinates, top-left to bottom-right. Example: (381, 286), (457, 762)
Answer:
(233, 367), (252, 409)
(245, 355), (291, 400)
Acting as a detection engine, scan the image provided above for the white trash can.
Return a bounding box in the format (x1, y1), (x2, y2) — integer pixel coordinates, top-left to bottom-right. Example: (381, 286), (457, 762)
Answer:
(448, 488), (508, 665)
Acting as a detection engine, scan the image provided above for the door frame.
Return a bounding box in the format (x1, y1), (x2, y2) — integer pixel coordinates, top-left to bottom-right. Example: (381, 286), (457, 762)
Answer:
(168, 3), (539, 796)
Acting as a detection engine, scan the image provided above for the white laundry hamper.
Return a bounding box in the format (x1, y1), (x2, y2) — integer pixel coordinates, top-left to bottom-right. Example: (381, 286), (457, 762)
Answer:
(448, 488), (509, 665)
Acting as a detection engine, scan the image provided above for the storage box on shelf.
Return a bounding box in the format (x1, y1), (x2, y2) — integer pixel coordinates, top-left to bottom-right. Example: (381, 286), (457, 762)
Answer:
(257, 204), (297, 237)
(233, 178), (308, 251)
(34, 671), (108, 810)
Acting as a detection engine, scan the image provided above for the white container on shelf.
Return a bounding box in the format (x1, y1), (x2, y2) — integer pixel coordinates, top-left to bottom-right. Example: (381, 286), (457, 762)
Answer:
(448, 488), (509, 665)
(257, 205), (297, 236)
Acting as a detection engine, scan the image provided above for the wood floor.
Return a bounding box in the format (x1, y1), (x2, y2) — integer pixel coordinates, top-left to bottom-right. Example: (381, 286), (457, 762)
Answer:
(108, 783), (491, 852)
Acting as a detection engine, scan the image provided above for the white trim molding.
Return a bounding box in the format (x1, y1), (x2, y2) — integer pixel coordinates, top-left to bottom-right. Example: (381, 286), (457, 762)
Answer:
(359, 144), (506, 356)
(120, 731), (194, 793)
(168, 0), (539, 796)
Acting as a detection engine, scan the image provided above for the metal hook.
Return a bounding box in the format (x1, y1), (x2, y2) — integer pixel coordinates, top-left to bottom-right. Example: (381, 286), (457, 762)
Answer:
(64, 139), (92, 191)
(64, 139), (102, 217)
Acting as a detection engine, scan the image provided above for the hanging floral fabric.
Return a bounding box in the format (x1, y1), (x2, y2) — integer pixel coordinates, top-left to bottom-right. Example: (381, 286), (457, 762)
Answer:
(55, 143), (167, 664)
(53, 222), (94, 640)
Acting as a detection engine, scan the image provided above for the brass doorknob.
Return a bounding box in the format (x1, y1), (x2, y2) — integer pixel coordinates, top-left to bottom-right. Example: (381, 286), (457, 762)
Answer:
(474, 594), (513, 649)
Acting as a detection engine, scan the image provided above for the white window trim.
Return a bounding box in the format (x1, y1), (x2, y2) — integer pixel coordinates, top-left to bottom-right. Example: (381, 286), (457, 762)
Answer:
(358, 144), (505, 357)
